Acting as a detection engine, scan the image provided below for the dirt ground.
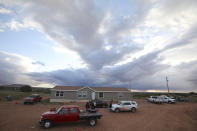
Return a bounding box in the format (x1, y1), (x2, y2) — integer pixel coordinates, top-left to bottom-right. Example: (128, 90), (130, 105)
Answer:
(0, 99), (197, 131)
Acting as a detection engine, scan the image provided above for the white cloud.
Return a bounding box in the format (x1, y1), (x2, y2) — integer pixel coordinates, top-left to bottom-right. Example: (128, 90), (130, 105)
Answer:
(0, 50), (53, 86)
(0, 7), (11, 14)
(5, 18), (42, 31)
(0, 50), (42, 72)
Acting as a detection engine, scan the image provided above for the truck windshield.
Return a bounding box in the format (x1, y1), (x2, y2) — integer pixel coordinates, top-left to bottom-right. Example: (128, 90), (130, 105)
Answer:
(56, 106), (62, 113)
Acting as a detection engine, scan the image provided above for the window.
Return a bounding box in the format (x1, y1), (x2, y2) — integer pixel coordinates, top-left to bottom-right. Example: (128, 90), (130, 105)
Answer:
(99, 92), (104, 98)
(59, 108), (68, 115)
(118, 93), (123, 98)
(123, 102), (131, 105)
(77, 91), (87, 98)
(56, 91), (64, 97)
(70, 108), (77, 114)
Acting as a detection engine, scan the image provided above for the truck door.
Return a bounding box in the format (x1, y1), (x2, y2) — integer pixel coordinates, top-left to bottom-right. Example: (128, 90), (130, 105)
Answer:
(57, 108), (69, 122)
(68, 107), (79, 121)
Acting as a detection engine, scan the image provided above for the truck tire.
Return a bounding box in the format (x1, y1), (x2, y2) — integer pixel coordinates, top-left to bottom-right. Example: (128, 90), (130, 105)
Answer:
(89, 118), (97, 126)
(115, 108), (120, 113)
(43, 120), (52, 129)
(131, 107), (136, 113)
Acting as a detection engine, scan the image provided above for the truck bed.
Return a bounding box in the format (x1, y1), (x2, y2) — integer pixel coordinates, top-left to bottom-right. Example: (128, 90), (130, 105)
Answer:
(79, 111), (102, 120)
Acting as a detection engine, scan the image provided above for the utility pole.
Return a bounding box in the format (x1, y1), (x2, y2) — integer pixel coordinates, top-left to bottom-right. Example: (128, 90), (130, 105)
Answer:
(130, 80), (133, 97)
(166, 76), (169, 95)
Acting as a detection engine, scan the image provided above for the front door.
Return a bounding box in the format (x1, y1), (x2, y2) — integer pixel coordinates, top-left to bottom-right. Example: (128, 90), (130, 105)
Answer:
(92, 92), (95, 100)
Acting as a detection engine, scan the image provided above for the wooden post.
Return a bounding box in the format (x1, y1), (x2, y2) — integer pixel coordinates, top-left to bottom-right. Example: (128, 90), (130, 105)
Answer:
(166, 76), (169, 95)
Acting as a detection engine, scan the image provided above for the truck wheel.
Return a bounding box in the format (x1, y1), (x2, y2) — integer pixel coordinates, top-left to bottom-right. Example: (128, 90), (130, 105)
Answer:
(168, 101), (172, 104)
(89, 118), (97, 126)
(43, 120), (52, 129)
(131, 108), (136, 113)
(115, 108), (120, 113)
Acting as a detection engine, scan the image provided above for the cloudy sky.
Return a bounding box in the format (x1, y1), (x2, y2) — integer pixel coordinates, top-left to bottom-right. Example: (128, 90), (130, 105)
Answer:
(0, 0), (197, 92)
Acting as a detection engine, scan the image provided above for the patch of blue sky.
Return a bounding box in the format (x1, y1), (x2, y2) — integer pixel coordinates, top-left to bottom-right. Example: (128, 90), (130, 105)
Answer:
(95, 0), (138, 16)
(0, 28), (78, 72)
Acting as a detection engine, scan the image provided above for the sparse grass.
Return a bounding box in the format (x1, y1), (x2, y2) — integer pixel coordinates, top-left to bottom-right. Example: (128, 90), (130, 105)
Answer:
(188, 95), (197, 102)
(0, 90), (31, 101)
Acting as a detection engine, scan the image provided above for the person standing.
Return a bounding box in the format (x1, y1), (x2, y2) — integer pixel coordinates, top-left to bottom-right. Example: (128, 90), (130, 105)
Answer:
(93, 101), (96, 108)
(85, 102), (90, 112)
(109, 99), (113, 108)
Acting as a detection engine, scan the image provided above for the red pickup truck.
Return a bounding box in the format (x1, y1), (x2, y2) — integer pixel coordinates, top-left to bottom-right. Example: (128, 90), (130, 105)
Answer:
(39, 105), (102, 129)
(24, 94), (42, 104)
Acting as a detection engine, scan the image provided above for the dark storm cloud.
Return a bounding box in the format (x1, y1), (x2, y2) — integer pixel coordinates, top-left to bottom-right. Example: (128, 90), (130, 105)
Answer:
(177, 60), (197, 87)
(29, 50), (169, 90)
(32, 61), (45, 66)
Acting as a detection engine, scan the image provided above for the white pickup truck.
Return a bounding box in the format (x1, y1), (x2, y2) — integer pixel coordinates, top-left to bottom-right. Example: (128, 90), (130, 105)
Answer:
(147, 96), (163, 104)
(110, 101), (138, 113)
(159, 95), (176, 104)
(147, 95), (176, 104)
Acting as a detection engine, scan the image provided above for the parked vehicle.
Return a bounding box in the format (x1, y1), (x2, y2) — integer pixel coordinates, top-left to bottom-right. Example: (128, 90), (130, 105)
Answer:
(89, 99), (108, 108)
(110, 101), (138, 113)
(153, 96), (164, 104)
(159, 95), (176, 104)
(147, 96), (157, 103)
(175, 96), (188, 102)
(24, 94), (42, 104)
(147, 95), (176, 104)
(39, 105), (102, 129)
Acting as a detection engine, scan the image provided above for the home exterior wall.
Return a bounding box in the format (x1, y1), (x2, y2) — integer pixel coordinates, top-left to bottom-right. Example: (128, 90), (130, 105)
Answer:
(76, 87), (95, 100)
(50, 88), (131, 102)
(50, 90), (77, 102)
(95, 92), (130, 101)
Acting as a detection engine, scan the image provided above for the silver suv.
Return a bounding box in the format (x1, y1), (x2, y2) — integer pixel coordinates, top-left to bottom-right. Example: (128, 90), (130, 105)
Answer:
(111, 101), (138, 113)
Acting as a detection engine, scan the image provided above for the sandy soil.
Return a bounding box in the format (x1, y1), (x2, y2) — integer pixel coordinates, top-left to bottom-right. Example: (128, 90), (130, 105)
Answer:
(0, 99), (197, 131)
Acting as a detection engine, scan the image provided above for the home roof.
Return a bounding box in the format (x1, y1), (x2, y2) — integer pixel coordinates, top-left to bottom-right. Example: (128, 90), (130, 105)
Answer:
(53, 86), (129, 92)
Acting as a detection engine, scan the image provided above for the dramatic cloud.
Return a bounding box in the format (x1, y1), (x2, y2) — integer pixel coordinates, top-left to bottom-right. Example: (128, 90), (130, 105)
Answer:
(0, 0), (197, 92)
(0, 50), (35, 84)
(0, 7), (11, 14)
(0, 51), (50, 86)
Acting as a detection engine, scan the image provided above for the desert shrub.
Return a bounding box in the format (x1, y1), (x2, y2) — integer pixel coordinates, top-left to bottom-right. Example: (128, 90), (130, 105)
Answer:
(0, 90), (31, 101)
(20, 85), (32, 92)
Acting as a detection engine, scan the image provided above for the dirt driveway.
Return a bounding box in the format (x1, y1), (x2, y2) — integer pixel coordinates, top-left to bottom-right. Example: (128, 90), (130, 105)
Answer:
(0, 99), (197, 131)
